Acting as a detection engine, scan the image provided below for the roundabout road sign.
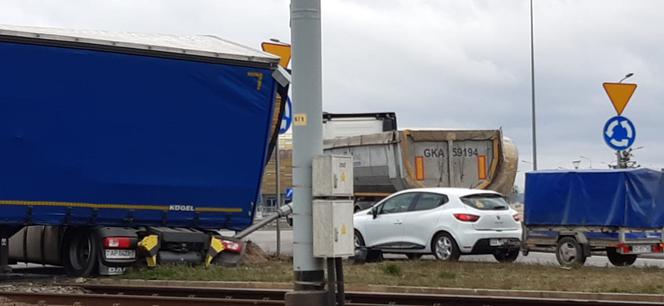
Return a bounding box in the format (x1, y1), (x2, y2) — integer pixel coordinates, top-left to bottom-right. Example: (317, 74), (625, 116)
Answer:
(603, 115), (636, 151)
(279, 97), (292, 135)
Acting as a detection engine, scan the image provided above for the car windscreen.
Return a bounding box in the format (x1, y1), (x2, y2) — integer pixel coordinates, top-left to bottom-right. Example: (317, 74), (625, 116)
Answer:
(460, 194), (509, 210)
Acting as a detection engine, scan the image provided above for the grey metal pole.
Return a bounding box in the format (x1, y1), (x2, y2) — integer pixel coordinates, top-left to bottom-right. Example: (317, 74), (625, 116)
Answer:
(289, 0), (325, 293)
(275, 135), (281, 257)
(530, 0), (538, 171)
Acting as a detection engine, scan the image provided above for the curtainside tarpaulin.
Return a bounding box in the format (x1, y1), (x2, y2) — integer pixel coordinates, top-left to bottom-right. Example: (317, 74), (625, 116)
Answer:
(525, 169), (664, 228)
(0, 26), (279, 230)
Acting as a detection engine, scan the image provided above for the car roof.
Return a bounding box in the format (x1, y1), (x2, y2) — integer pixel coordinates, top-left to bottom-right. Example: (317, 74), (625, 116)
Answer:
(394, 187), (501, 197)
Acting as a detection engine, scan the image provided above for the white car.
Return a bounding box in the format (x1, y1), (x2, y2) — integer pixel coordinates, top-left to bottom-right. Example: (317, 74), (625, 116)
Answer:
(353, 188), (522, 262)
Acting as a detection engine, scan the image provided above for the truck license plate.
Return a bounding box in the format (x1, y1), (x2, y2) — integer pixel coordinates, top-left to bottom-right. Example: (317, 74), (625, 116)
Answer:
(490, 239), (506, 246)
(105, 249), (136, 259)
(631, 245), (651, 254)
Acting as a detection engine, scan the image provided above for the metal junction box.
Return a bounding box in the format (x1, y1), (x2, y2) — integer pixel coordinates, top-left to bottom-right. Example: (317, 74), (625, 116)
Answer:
(312, 155), (353, 197)
(313, 200), (354, 258)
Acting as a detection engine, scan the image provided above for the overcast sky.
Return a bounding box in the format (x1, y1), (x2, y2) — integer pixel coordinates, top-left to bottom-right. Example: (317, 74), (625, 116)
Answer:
(1, 0), (662, 189)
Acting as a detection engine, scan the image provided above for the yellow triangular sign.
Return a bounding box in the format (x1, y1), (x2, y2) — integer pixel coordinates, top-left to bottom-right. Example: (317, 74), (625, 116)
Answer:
(603, 82), (637, 115)
(261, 42), (291, 68)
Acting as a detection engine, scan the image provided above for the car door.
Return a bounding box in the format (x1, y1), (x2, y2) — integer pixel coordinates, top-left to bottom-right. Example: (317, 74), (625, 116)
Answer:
(402, 192), (449, 249)
(363, 192), (418, 248)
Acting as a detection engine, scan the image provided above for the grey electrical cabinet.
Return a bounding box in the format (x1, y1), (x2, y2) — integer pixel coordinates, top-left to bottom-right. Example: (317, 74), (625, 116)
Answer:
(313, 200), (355, 258)
(312, 155), (353, 197)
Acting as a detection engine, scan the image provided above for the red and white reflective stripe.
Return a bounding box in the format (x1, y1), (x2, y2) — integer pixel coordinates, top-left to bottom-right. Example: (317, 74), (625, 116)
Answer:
(453, 213), (480, 222)
(103, 237), (132, 249)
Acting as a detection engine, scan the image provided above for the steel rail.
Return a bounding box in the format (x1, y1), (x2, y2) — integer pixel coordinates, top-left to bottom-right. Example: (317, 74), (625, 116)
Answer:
(0, 292), (284, 306)
(75, 283), (663, 306)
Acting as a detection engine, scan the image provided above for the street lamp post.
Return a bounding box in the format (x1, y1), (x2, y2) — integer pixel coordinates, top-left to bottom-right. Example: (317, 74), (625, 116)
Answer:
(529, 0), (538, 171)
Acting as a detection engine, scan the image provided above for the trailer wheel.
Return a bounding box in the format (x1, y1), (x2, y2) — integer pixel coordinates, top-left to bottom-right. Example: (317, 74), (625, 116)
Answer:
(606, 248), (637, 267)
(555, 237), (586, 267)
(493, 249), (519, 263)
(63, 229), (99, 277)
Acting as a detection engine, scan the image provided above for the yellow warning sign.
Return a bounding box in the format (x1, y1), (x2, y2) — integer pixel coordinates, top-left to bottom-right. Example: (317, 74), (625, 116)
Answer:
(340, 171), (347, 182)
(294, 113), (307, 126)
(340, 224), (347, 236)
(261, 42), (292, 68)
(603, 82), (637, 115)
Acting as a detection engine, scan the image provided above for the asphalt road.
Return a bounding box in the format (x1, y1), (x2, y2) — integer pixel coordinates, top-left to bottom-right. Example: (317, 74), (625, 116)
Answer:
(246, 229), (664, 268)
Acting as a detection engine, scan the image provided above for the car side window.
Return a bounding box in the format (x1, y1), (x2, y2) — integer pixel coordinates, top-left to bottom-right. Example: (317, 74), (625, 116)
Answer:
(411, 193), (448, 212)
(379, 193), (417, 215)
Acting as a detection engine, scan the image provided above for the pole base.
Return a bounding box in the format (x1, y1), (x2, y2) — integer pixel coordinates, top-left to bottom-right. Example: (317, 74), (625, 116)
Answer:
(285, 290), (329, 306)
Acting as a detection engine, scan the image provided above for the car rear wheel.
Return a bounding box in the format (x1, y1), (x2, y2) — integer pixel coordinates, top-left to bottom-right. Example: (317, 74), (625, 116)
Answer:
(606, 248), (637, 266)
(555, 237), (586, 267)
(493, 249), (519, 263)
(432, 233), (460, 261)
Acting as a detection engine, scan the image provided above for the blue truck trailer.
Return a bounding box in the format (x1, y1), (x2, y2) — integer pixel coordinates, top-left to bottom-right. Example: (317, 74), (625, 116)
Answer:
(522, 169), (664, 267)
(0, 25), (284, 276)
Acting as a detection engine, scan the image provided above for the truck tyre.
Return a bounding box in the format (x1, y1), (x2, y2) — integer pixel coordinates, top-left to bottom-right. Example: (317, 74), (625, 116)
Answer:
(63, 229), (99, 277)
(432, 233), (461, 261)
(606, 248), (637, 266)
(555, 237), (586, 267)
(493, 249), (519, 263)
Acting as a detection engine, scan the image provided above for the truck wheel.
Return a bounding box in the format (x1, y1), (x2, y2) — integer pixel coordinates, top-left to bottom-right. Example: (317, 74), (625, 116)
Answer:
(432, 233), (460, 261)
(555, 237), (586, 267)
(606, 248), (637, 266)
(63, 229), (99, 277)
(493, 249), (519, 263)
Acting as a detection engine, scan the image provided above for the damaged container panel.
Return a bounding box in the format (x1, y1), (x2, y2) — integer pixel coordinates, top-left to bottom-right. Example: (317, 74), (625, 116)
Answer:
(324, 129), (517, 196)
(525, 169), (664, 228)
(0, 25), (280, 231)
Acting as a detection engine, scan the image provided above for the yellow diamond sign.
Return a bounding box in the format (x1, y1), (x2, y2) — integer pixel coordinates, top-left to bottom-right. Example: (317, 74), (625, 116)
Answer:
(603, 82), (637, 115)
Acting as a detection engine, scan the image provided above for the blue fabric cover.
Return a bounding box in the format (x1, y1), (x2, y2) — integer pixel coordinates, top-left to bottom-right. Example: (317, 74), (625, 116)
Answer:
(525, 169), (664, 228)
(0, 41), (276, 230)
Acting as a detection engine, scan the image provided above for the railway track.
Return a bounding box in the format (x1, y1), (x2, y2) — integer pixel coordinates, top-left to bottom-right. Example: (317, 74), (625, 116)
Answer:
(1, 283), (662, 306)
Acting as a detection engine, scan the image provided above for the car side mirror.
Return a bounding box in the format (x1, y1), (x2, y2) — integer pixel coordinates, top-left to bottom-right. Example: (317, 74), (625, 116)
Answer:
(372, 207), (378, 219)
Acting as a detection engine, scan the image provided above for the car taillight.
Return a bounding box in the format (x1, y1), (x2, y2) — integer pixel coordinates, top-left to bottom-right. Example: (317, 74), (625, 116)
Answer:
(103, 237), (132, 249)
(222, 240), (243, 252)
(513, 213), (522, 222)
(453, 213), (480, 222)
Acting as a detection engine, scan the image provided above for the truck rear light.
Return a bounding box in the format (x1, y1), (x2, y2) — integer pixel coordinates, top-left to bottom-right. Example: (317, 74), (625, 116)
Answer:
(222, 240), (243, 253)
(104, 237), (132, 249)
(615, 243), (631, 254)
(454, 213), (480, 222)
(652, 244), (664, 253)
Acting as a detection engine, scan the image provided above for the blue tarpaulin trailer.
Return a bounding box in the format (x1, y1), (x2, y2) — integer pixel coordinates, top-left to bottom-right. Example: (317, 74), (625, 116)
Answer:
(522, 169), (664, 267)
(0, 25), (283, 276)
